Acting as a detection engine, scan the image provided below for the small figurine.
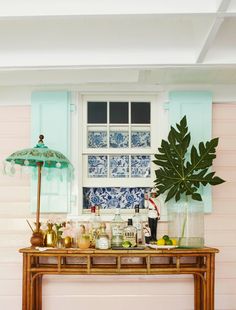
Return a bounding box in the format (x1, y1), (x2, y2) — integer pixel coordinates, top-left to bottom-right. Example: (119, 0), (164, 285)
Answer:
(144, 188), (161, 241)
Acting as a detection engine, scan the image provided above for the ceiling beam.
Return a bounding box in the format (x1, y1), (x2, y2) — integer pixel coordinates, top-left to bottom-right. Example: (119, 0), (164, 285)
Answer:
(196, 17), (224, 63)
(0, 1), (218, 18)
(196, 0), (230, 63)
(217, 0), (231, 11)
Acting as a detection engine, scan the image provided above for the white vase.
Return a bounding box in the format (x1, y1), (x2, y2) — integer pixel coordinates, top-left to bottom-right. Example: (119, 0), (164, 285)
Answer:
(167, 198), (204, 248)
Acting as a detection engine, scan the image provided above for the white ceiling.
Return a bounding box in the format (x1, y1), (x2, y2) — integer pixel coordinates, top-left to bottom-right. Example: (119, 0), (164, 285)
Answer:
(1, 0), (236, 85)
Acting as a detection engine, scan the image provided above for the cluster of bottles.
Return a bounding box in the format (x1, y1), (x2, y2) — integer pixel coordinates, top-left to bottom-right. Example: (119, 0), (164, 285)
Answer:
(83, 205), (145, 250)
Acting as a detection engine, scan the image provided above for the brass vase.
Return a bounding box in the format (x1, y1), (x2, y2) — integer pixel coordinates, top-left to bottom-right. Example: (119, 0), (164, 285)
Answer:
(45, 224), (57, 247)
(30, 232), (44, 247)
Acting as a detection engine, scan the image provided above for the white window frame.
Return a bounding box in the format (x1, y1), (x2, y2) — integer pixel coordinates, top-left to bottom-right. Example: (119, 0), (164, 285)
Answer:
(69, 92), (168, 219)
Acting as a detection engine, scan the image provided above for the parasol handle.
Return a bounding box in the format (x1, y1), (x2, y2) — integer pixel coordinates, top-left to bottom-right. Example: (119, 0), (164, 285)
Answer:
(36, 162), (43, 232)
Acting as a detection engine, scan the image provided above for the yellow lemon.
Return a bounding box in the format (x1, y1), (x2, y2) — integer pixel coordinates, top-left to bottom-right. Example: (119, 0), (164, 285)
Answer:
(171, 239), (177, 246)
(157, 238), (165, 246)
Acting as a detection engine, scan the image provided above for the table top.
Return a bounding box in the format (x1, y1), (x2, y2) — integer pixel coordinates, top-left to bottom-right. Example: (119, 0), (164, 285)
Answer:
(19, 246), (219, 255)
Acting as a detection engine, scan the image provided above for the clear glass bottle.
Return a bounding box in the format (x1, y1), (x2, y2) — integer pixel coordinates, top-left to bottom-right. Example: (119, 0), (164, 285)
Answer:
(90, 205), (96, 222)
(123, 219), (137, 247)
(89, 205), (101, 247)
(111, 208), (125, 247)
(132, 205), (144, 245)
(96, 222), (110, 249)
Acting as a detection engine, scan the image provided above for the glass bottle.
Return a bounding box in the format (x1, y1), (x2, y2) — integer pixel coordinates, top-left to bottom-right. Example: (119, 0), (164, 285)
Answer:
(95, 205), (102, 222)
(111, 208), (125, 247)
(56, 222), (66, 248)
(88, 206), (96, 247)
(96, 222), (110, 249)
(89, 205), (102, 247)
(123, 219), (137, 247)
(90, 205), (96, 222)
(132, 205), (144, 245)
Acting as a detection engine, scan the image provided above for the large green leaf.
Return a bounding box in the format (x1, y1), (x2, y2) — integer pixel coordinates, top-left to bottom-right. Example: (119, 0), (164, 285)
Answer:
(153, 116), (225, 202)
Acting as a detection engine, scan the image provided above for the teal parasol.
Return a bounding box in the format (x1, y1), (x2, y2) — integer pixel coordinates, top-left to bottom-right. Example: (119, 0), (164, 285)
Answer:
(5, 135), (73, 247)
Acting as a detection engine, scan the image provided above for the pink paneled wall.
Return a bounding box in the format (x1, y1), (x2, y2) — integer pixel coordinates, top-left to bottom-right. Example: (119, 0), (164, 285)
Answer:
(0, 103), (235, 309)
(209, 104), (236, 299)
(0, 106), (30, 208)
(0, 106), (31, 309)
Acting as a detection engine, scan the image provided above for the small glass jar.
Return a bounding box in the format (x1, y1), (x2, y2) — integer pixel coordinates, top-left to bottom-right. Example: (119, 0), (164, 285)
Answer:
(78, 234), (91, 249)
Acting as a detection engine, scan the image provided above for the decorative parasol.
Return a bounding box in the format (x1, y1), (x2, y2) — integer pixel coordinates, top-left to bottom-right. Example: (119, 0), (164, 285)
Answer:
(4, 135), (73, 247)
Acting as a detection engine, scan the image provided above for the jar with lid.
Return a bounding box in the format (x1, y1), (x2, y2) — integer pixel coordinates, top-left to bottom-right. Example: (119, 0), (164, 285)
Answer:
(95, 222), (110, 250)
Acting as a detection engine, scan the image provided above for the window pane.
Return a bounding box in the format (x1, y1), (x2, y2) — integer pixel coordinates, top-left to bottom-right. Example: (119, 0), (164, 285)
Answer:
(110, 102), (128, 123)
(87, 102), (107, 123)
(131, 102), (150, 124)
(110, 155), (129, 178)
(131, 131), (150, 148)
(109, 131), (129, 148)
(88, 155), (107, 177)
(83, 187), (151, 209)
(131, 155), (151, 177)
(88, 131), (107, 148)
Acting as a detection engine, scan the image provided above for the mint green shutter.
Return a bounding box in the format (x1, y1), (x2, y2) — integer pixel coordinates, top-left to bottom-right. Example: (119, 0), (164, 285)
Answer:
(31, 91), (71, 213)
(168, 91), (213, 213)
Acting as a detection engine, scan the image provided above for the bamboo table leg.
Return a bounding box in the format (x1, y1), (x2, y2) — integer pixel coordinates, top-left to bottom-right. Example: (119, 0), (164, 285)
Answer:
(35, 275), (42, 310)
(33, 256), (42, 310)
(194, 274), (202, 310)
(209, 254), (216, 310)
(206, 254), (212, 310)
(26, 254), (32, 310)
(22, 253), (28, 310)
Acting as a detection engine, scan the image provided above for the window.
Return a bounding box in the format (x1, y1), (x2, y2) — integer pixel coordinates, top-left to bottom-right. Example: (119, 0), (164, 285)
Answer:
(31, 90), (212, 216)
(76, 94), (166, 212)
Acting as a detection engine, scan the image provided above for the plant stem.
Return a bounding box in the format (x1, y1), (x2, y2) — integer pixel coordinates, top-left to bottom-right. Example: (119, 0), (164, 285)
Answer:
(26, 219), (34, 232)
(179, 196), (188, 246)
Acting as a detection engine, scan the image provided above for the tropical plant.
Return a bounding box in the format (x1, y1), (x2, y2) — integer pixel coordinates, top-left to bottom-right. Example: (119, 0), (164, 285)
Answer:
(153, 116), (225, 202)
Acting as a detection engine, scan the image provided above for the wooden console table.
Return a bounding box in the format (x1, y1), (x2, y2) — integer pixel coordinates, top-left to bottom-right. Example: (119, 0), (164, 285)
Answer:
(19, 247), (219, 310)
